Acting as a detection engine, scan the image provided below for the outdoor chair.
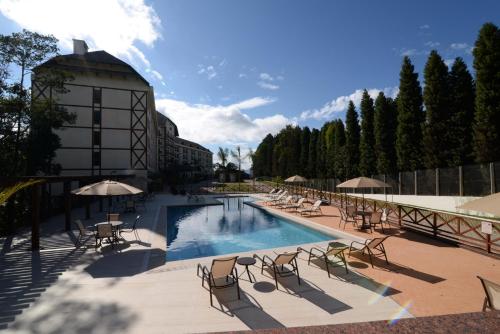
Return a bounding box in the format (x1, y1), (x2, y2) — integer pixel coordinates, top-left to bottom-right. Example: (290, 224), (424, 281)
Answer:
(119, 215), (141, 240)
(268, 189), (284, 199)
(268, 192), (287, 205)
(95, 223), (115, 249)
(74, 219), (95, 246)
(253, 251), (301, 289)
(282, 197), (306, 212)
(369, 212), (384, 233)
(298, 242), (349, 277)
(349, 236), (390, 268)
(277, 196), (293, 209)
(297, 200), (322, 216)
(477, 276), (500, 311)
(339, 208), (357, 229)
(197, 256), (240, 306)
(124, 200), (136, 213)
(107, 213), (120, 222)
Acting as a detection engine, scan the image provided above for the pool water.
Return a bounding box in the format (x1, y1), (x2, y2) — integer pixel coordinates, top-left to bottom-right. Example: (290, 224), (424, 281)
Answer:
(166, 196), (334, 261)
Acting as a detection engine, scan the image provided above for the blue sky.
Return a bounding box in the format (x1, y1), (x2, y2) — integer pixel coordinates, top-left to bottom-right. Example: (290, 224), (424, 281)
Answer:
(0, 0), (498, 166)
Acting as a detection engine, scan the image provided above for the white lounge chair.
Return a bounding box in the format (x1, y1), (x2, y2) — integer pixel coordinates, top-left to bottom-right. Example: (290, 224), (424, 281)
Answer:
(282, 197), (306, 211)
(297, 200), (322, 216)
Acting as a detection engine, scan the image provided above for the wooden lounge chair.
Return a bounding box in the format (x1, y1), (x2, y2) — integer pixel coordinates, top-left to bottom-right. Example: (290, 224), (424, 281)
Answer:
(95, 223), (115, 249)
(369, 212), (384, 233)
(197, 256), (240, 306)
(74, 219), (94, 246)
(477, 276), (500, 311)
(268, 192), (287, 205)
(277, 196), (293, 209)
(254, 251), (301, 289)
(297, 200), (322, 216)
(348, 236), (390, 268)
(298, 242), (348, 277)
(120, 215), (141, 240)
(282, 197), (306, 211)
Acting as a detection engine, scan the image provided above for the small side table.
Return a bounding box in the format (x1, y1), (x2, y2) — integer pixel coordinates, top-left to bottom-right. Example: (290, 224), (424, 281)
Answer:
(237, 257), (257, 283)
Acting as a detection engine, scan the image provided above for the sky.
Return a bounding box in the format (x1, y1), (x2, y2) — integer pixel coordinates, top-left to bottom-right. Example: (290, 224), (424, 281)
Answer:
(0, 0), (498, 169)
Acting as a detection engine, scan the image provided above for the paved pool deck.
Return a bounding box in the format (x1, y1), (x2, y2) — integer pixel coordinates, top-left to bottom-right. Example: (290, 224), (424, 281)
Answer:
(0, 193), (498, 333)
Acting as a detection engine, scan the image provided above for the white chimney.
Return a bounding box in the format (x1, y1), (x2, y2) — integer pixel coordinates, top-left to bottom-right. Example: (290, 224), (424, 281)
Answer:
(73, 39), (88, 55)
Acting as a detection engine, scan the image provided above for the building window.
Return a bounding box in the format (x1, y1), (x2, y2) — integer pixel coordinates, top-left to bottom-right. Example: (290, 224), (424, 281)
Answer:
(93, 88), (102, 104)
(93, 109), (101, 124)
(93, 131), (101, 146)
(92, 151), (101, 166)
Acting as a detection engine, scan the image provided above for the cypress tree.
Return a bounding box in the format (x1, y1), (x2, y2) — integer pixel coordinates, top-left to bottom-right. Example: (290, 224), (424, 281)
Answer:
(422, 50), (452, 168)
(374, 93), (398, 175)
(359, 89), (376, 176)
(449, 57), (475, 166)
(334, 120), (346, 180)
(325, 122), (336, 178)
(300, 127), (311, 177)
(396, 56), (424, 171)
(345, 101), (360, 178)
(316, 124), (329, 178)
(472, 22), (500, 163)
(308, 129), (319, 178)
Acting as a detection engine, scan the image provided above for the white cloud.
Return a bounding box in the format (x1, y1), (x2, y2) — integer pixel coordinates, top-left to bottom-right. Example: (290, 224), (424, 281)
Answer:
(197, 64), (217, 80)
(146, 68), (166, 85)
(156, 97), (291, 145)
(420, 24), (430, 29)
(450, 43), (468, 50)
(257, 81), (280, 90)
(0, 0), (162, 71)
(444, 58), (455, 67)
(259, 73), (274, 81)
(238, 73), (247, 78)
(425, 41), (440, 48)
(399, 48), (429, 57)
(300, 87), (399, 121)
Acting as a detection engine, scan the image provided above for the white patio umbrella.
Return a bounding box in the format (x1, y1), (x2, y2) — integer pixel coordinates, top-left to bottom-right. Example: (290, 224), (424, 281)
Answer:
(457, 192), (500, 217)
(72, 180), (143, 213)
(337, 177), (390, 210)
(285, 175), (308, 195)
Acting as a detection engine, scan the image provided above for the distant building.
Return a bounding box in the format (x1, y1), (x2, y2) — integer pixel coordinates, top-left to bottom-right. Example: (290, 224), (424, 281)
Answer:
(157, 112), (213, 178)
(32, 39), (159, 188)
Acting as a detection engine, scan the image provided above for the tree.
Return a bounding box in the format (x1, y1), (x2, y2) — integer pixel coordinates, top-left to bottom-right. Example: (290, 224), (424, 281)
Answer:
(472, 22), (500, 163)
(308, 129), (319, 178)
(359, 90), (376, 176)
(0, 29), (73, 176)
(231, 145), (243, 184)
(299, 127), (311, 177)
(448, 57), (475, 166)
(316, 123), (329, 178)
(396, 56), (424, 171)
(325, 122), (336, 178)
(217, 147), (229, 168)
(374, 93), (398, 175)
(422, 50), (452, 168)
(345, 101), (360, 178)
(333, 120), (346, 180)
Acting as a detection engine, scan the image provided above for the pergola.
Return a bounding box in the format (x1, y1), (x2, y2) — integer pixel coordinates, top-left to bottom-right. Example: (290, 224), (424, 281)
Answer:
(0, 175), (134, 251)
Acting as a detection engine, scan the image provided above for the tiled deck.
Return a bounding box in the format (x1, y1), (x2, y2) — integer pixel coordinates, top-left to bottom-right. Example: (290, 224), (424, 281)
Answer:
(0, 193), (498, 333)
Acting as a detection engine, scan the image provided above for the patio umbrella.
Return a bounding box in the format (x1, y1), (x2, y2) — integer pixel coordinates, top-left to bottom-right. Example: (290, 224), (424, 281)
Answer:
(285, 175), (308, 195)
(336, 177), (390, 210)
(456, 192), (500, 217)
(72, 180), (143, 213)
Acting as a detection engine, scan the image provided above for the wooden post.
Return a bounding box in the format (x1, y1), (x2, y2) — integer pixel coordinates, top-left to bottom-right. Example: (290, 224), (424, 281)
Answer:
(433, 212), (437, 237)
(63, 181), (71, 231)
(487, 234), (491, 253)
(435, 168), (440, 196)
(398, 172), (402, 195)
(414, 171), (418, 195)
(398, 205), (402, 227)
(490, 162), (495, 194)
(459, 166), (464, 196)
(31, 184), (41, 251)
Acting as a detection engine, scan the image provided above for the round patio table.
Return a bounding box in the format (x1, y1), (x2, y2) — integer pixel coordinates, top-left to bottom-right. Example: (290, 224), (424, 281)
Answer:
(95, 221), (124, 241)
(237, 257), (257, 283)
(355, 211), (372, 230)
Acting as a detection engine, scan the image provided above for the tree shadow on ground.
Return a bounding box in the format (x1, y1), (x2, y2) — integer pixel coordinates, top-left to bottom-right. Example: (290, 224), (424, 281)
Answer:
(0, 246), (92, 330)
(7, 300), (137, 334)
(84, 248), (165, 278)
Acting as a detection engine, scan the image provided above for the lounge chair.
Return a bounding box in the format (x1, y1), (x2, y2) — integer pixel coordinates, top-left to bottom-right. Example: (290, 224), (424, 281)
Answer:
(369, 212), (384, 233)
(197, 256), (240, 306)
(282, 197), (306, 211)
(268, 189), (283, 199)
(297, 200), (322, 216)
(339, 208), (357, 229)
(119, 215), (141, 240)
(95, 223), (115, 249)
(298, 242), (349, 277)
(268, 192), (287, 205)
(254, 251), (301, 289)
(477, 276), (500, 311)
(277, 196), (293, 209)
(74, 219), (94, 246)
(348, 236), (390, 268)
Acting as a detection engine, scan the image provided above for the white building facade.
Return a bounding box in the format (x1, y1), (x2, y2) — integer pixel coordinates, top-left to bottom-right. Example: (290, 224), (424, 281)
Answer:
(32, 40), (158, 188)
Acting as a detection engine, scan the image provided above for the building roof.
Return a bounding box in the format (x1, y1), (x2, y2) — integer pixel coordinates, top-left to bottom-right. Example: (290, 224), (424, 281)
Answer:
(34, 50), (150, 86)
(156, 111), (179, 136)
(175, 137), (212, 154)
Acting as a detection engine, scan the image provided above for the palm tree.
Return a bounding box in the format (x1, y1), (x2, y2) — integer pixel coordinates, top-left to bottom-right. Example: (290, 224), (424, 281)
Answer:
(231, 145), (243, 189)
(215, 147), (229, 182)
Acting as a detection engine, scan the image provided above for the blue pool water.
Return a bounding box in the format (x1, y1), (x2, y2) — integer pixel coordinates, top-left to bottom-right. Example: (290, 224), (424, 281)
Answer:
(166, 196), (334, 261)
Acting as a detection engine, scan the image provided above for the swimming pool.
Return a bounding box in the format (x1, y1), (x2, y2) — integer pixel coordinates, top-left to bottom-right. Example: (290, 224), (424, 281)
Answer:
(166, 196), (334, 261)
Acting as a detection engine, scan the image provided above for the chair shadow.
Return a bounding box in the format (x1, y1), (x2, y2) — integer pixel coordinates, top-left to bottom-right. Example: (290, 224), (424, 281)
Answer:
(208, 285), (285, 330)
(347, 252), (445, 284)
(84, 248), (165, 278)
(261, 267), (352, 315)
